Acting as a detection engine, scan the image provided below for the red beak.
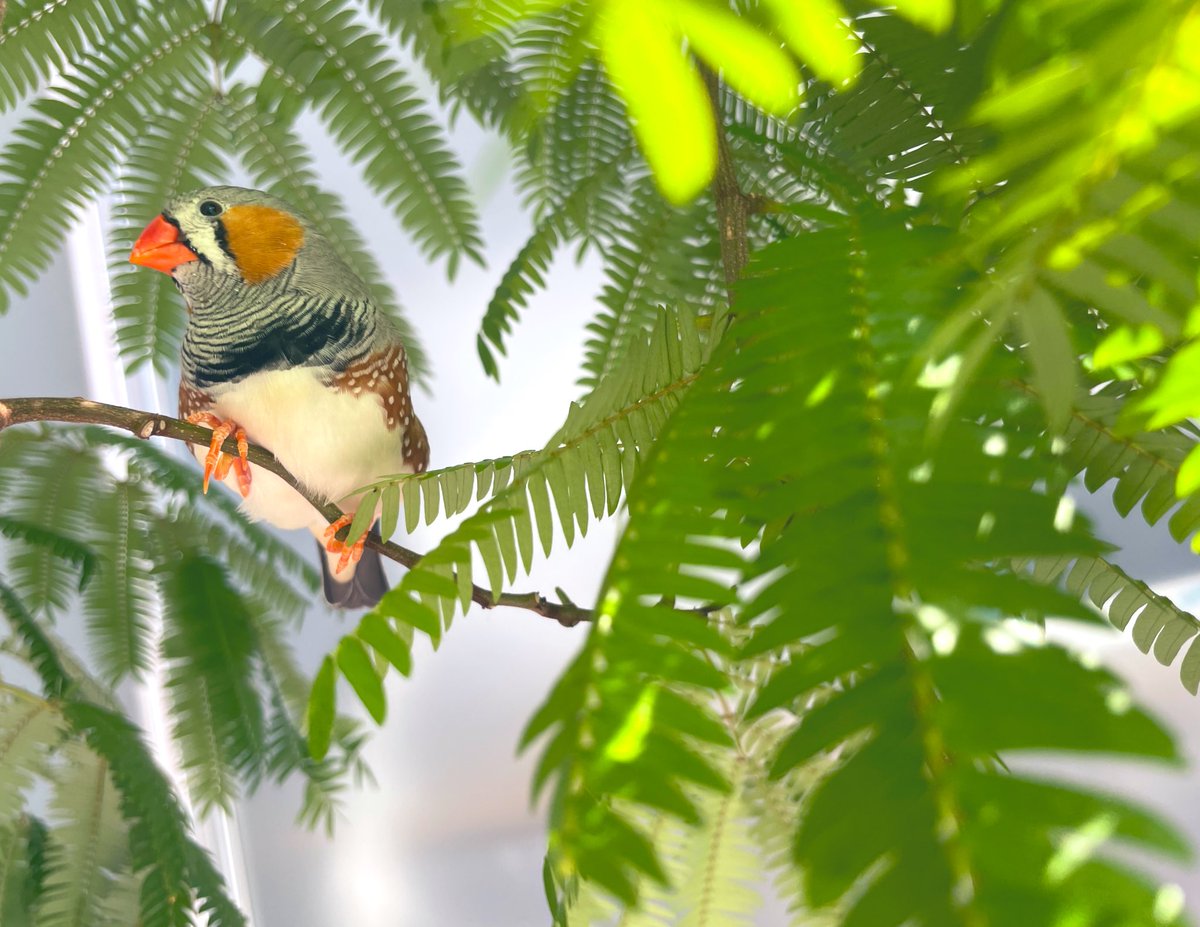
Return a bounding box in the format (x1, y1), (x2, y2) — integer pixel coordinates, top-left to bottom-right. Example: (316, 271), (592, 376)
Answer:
(129, 214), (199, 274)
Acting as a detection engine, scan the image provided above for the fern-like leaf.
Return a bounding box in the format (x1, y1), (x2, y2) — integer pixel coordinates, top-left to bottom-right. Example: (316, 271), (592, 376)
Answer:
(366, 0), (529, 129)
(478, 143), (630, 378)
(109, 90), (229, 373)
(0, 0), (137, 110)
(545, 207), (1188, 922)
(81, 481), (156, 683)
(0, 815), (45, 927)
(0, 4), (209, 313)
(63, 701), (246, 927)
(224, 0), (483, 273)
(0, 695), (61, 823)
(0, 515), (96, 590)
(581, 185), (720, 389)
(0, 438), (102, 616)
(36, 745), (134, 927)
(1018, 553), (1200, 695)
(515, 62), (631, 234)
(159, 555), (266, 814)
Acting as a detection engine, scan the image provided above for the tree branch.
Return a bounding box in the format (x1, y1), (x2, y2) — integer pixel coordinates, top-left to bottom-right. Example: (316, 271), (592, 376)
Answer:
(700, 64), (752, 292)
(0, 396), (591, 627)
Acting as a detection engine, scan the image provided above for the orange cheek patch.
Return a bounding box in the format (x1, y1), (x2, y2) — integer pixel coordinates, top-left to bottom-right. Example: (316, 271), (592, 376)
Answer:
(222, 204), (305, 284)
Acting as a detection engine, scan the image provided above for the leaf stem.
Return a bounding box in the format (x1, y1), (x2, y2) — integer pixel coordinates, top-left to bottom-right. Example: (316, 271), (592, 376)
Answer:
(699, 65), (751, 294)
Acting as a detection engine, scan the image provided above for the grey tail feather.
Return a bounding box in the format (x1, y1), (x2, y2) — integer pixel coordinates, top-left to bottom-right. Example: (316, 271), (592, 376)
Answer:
(320, 525), (389, 610)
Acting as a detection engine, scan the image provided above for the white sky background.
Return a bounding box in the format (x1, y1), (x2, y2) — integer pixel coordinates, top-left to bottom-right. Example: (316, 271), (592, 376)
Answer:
(1, 61), (1199, 925)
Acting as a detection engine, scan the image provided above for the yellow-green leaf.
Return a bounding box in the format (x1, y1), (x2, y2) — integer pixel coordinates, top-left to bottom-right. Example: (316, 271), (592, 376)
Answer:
(403, 478), (421, 533)
(760, 0), (859, 86)
(347, 487), (380, 547)
(671, 0), (801, 114)
(357, 613), (412, 677)
(597, 0), (716, 204)
(381, 483), (399, 541)
(337, 636), (386, 724)
(306, 655), (336, 761)
(1015, 287), (1077, 434)
(1134, 341), (1200, 429)
(1092, 325), (1166, 369)
(891, 0), (954, 32)
(1178, 445), (1200, 498)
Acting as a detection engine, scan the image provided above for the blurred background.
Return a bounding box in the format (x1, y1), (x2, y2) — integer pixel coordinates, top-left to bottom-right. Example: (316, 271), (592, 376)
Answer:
(1, 91), (1197, 926)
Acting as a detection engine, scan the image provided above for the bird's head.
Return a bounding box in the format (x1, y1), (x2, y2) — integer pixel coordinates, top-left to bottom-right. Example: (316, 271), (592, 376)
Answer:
(129, 186), (309, 287)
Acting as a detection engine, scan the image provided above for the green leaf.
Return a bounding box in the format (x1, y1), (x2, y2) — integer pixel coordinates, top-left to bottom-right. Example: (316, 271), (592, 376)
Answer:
(83, 482), (154, 683)
(0, 0), (139, 108)
(37, 749), (133, 927)
(356, 613), (412, 677)
(1015, 286), (1078, 433)
(160, 555), (265, 813)
(671, 0), (801, 115)
(596, 0), (715, 204)
(760, 0), (858, 86)
(1092, 324), (1166, 369)
(1177, 444), (1200, 497)
(347, 488), (381, 547)
(0, 5), (210, 314)
(336, 638), (386, 725)
(306, 656), (337, 762)
(890, 0), (953, 32)
(225, 0), (483, 273)
(63, 700), (246, 926)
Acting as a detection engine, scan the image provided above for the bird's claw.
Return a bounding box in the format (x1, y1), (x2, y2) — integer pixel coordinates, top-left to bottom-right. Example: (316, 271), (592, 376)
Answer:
(187, 412), (251, 498)
(323, 515), (367, 575)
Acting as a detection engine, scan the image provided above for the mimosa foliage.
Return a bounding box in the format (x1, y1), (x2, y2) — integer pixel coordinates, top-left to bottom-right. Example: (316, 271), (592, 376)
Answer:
(1, 0), (1199, 924)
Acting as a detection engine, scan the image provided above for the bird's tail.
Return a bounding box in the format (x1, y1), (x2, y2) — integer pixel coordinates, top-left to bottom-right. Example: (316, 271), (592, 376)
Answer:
(319, 524), (389, 609)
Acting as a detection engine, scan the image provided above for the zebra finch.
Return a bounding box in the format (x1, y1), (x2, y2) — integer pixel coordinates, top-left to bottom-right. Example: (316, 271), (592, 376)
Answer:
(130, 185), (428, 608)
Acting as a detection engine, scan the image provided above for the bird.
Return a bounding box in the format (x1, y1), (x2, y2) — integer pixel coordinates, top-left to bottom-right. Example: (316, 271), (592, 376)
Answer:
(128, 185), (429, 609)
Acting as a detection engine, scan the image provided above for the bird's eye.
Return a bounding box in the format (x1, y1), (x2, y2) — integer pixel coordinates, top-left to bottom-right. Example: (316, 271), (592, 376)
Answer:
(199, 200), (223, 217)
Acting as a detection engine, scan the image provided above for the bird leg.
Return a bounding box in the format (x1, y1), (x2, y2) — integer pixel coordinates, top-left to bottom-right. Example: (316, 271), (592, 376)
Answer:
(323, 515), (367, 575)
(186, 412), (252, 498)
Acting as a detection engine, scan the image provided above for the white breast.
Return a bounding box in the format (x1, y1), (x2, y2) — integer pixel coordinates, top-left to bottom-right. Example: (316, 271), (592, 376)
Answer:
(198, 367), (411, 531)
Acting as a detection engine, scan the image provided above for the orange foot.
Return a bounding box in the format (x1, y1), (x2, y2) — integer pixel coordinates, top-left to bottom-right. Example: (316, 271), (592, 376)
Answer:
(186, 412), (251, 498)
(323, 515), (367, 575)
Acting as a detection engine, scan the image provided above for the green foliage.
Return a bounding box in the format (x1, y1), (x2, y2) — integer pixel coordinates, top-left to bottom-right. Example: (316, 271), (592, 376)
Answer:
(0, 0), (139, 109)
(4, 0), (1200, 925)
(223, 0), (484, 274)
(1018, 554), (1200, 695)
(307, 306), (710, 752)
(160, 555), (267, 813)
(35, 745), (136, 927)
(0, 427), (367, 921)
(0, 4), (211, 314)
(109, 90), (229, 374)
(534, 207), (1188, 922)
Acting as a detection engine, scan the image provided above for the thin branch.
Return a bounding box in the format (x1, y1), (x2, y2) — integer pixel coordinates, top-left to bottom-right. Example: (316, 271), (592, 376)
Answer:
(207, 0), (225, 95)
(700, 64), (752, 293)
(0, 396), (590, 627)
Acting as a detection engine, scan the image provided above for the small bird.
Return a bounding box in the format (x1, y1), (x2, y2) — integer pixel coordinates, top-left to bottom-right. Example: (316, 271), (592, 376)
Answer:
(129, 186), (429, 608)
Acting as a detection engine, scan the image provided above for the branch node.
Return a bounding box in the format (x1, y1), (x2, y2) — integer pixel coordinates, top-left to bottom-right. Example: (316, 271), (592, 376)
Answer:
(137, 420), (156, 440)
